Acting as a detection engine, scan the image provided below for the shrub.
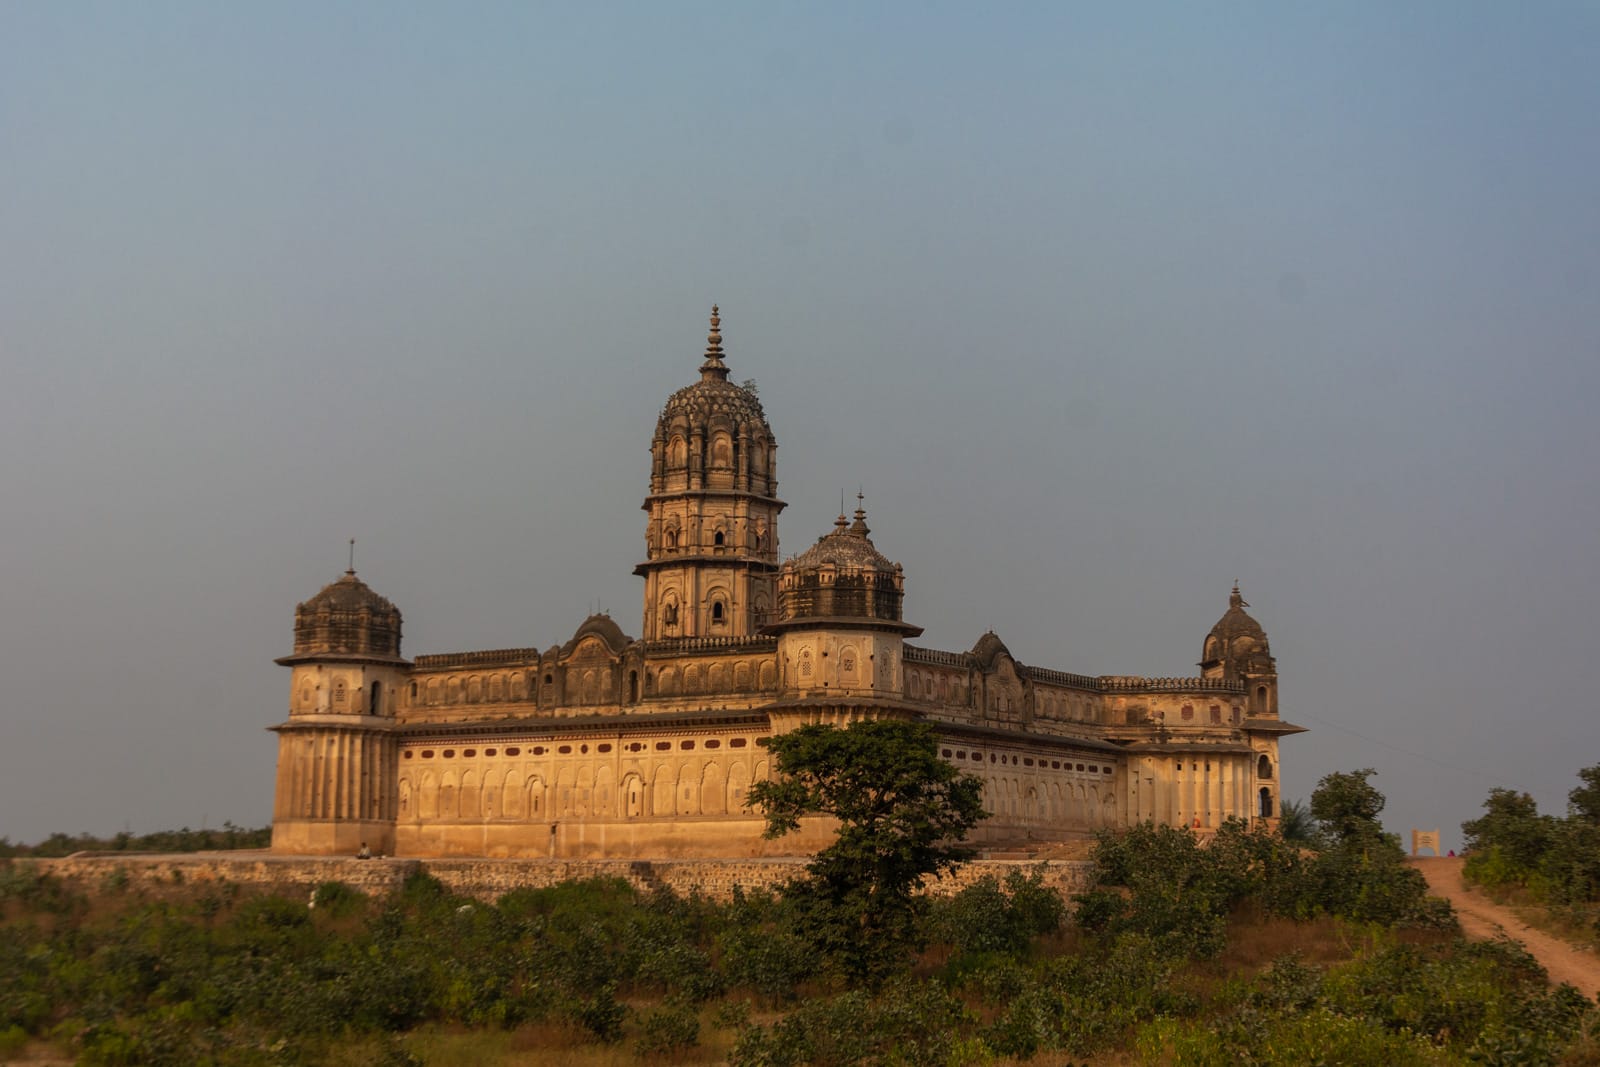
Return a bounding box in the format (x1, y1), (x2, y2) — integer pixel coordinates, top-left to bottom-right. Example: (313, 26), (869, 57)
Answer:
(308, 880), (367, 919)
(635, 1000), (700, 1057)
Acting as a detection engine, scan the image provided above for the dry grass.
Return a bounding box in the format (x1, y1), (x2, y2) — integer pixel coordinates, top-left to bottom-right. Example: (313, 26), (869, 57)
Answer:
(388, 1007), (749, 1067)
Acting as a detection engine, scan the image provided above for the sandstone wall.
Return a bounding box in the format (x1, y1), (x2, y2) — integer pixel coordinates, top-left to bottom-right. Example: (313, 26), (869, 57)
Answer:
(20, 852), (1093, 903)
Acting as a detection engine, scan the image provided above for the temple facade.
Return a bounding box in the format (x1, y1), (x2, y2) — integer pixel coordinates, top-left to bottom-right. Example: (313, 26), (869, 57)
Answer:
(268, 309), (1305, 858)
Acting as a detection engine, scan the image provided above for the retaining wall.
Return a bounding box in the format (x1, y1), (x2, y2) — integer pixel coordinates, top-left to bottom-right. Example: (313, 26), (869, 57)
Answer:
(19, 852), (1093, 903)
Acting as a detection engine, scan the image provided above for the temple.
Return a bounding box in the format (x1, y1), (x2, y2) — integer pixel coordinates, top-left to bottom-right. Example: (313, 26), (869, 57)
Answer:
(268, 308), (1305, 857)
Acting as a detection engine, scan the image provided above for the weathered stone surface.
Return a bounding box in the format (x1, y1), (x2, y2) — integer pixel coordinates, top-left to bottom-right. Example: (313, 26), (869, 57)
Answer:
(23, 853), (1093, 904)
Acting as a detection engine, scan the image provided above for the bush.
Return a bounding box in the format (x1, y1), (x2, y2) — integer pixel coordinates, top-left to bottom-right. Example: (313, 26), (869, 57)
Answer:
(635, 1000), (700, 1057)
(932, 867), (1066, 958)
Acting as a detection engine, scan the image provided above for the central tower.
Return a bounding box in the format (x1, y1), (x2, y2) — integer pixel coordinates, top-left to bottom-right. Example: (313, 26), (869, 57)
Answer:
(635, 307), (784, 640)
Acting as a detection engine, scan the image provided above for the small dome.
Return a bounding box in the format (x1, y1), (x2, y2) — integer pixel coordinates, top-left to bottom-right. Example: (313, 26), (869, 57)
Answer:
(771, 499), (917, 633)
(299, 571), (396, 615)
(287, 569), (404, 661)
(562, 613), (633, 657)
(968, 631), (1013, 669)
(791, 510), (897, 573)
(1202, 584), (1273, 675)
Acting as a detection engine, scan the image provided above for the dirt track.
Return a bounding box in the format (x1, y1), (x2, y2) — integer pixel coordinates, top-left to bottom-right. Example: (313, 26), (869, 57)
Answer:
(1411, 856), (1600, 997)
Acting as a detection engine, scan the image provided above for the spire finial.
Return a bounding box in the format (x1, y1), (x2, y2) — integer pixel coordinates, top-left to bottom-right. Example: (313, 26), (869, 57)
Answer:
(346, 538), (356, 576)
(850, 489), (870, 537)
(699, 304), (730, 379)
(1230, 581), (1246, 609)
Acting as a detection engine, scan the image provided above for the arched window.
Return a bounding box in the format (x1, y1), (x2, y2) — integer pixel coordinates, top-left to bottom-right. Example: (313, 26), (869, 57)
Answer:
(1259, 788), (1274, 818)
(1257, 754), (1273, 780)
(1253, 685), (1269, 715)
(713, 529), (725, 547)
(628, 670), (639, 703)
(370, 681), (382, 716)
(664, 527), (678, 550)
(711, 601), (725, 623)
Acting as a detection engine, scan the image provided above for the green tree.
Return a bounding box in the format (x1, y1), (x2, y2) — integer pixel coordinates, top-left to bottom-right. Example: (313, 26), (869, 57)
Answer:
(745, 719), (986, 980)
(1307, 769), (1440, 924)
(1309, 768), (1387, 846)
(1462, 788), (1553, 872)
(1569, 765), (1600, 825)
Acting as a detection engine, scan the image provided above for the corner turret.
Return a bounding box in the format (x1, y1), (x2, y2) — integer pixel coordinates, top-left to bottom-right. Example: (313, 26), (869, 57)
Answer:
(767, 497), (921, 696)
(269, 562), (408, 855)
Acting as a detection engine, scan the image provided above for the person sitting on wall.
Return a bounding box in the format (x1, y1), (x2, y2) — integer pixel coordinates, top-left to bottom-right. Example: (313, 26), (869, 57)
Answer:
(356, 842), (372, 859)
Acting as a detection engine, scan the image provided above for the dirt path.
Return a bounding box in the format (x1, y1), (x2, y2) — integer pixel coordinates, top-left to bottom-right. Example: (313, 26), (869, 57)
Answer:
(1410, 856), (1600, 997)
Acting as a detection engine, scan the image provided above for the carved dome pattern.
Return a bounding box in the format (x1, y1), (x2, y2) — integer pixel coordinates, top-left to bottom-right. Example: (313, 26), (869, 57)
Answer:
(1202, 584), (1274, 676)
(291, 570), (403, 659)
(778, 503), (907, 625)
(655, 306), (773, 437)
(791, 513), (897, 573)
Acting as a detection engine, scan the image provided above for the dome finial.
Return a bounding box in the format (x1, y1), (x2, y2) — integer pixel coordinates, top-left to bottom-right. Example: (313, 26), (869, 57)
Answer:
(699, 304), (730, 379)
(347, 538), (357, 576)
(1230, 581), (1247, 609)
(850, 489), (870, 536)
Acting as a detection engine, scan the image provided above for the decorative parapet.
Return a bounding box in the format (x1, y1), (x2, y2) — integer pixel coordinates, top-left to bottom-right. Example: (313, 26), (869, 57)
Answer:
(903, 645), (1246, 695)
(1028, 667), (1102, 691)
(904, 645), (968, 668)
(1099, 676), (1245, 693)
(641, 635), (777, 656)
(413, 648), (543, 670)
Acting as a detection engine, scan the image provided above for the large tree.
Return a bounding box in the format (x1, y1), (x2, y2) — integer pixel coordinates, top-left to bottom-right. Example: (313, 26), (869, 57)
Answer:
(746, 718), (986, 979)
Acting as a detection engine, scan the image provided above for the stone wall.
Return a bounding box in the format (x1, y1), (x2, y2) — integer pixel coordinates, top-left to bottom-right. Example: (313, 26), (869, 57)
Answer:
(21, 852), (1093, 904)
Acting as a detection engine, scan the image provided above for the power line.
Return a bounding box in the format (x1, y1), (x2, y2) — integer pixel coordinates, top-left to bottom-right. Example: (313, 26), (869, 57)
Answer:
(1293, 708), (1505, 785)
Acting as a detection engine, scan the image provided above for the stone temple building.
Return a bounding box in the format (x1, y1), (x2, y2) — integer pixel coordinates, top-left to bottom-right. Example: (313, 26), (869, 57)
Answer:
(269, 309), (1305, 858)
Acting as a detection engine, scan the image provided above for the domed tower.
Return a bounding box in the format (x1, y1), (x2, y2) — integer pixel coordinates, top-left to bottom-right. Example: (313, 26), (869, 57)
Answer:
(766, 497), (922, 697)
(1200, 583), (1292, 824)
(1200, 583), (1278, 716)
(269, 562), (409, 855)
(636, 307), (785, 640)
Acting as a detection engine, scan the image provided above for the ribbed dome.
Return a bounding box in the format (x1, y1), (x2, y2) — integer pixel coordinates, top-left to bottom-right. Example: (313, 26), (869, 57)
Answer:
(771, 500), (915, 631)
(655, 306), (771, 433)
(791, 510), (896, 573)
(298, 571), (396, 615)
(659, 376), (769, 428)
(1202, 584), (1273, 675)
(287, 569), (404, 661)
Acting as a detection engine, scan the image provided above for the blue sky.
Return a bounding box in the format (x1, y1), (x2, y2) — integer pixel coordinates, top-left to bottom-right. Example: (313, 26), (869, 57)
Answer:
(2, 3), (1597, 846)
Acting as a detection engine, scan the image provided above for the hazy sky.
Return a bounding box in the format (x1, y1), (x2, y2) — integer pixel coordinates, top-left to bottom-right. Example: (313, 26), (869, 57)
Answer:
(3, 4), (1596, 849)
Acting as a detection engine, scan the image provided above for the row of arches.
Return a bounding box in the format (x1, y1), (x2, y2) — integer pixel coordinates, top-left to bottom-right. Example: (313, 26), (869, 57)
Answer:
(652, 522), (770, 556)
(409, 671), (537, 708)
(980, 776), (1118, 829)
(398, 758), (770, 822)
(906, 670), (967, 705)
(661, 430), (770, 474)
(652, 659), (777, 697)
(902, 670), (1107, 726)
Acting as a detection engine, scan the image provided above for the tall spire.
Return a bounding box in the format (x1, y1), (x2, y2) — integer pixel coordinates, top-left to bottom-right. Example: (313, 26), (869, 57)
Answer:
(699, 304), (730, 380)
(346, 538), (356, 576)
